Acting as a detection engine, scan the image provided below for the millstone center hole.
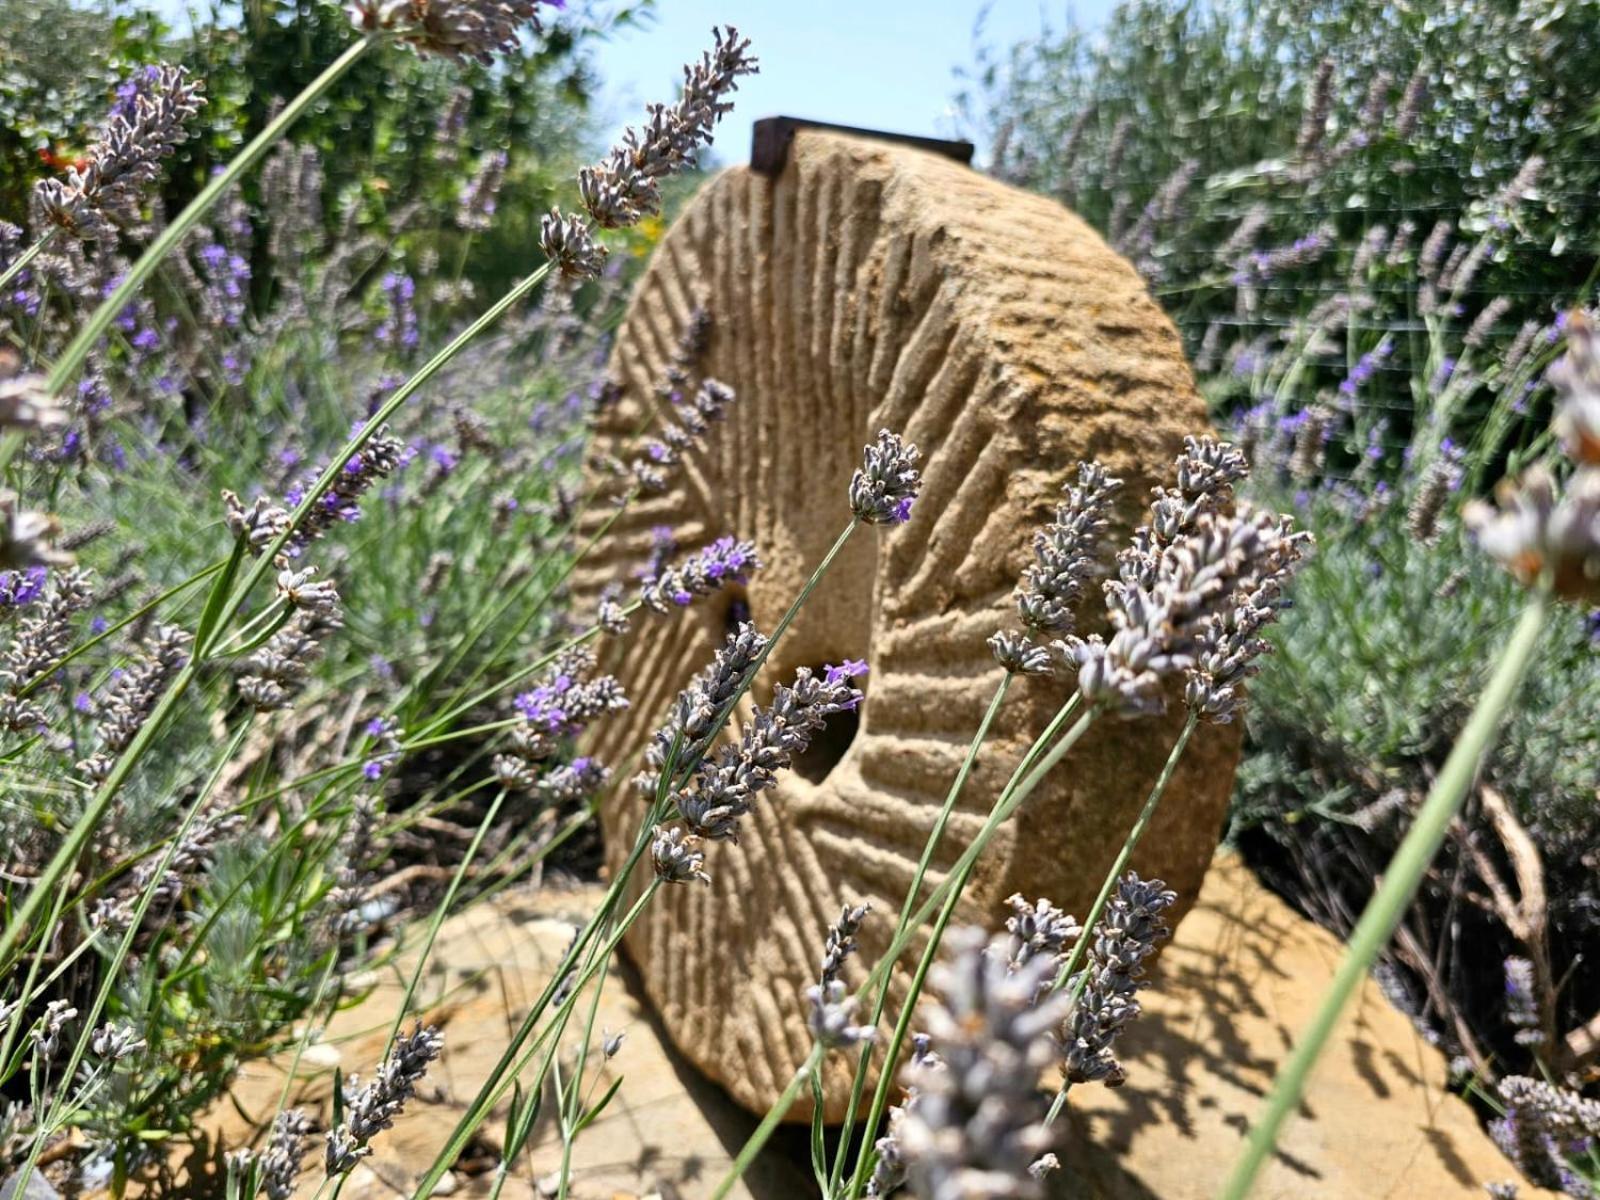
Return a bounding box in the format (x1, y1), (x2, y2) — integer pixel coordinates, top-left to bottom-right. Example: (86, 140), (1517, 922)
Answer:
(791, 663), (862, 785)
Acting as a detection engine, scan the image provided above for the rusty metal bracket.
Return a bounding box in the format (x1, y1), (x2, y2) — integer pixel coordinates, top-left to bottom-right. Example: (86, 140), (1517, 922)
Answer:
(750, 116), (975, 178)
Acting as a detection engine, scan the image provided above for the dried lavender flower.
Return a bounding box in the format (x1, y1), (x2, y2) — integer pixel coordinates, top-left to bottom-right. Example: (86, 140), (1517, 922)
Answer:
(989, 631), (1053, 676)
(91, 811), (244, 932)
(238, 611), (334, 712)
(850, 428), (922, 525)
(1488, 1076), (1600, 1195)
(0, 567), (93, 730)
(897, 929), (1068, 1200)
(807, 980), (876, 1050)
(1289, 404), (1333, 481)
(91, 1023), (147, 1061)
(632, 377), (737, 490)
(0, 363), (67, 433)
(223, 491), (291, 555)
(1065, 507), (1306, 714)
(673, 661), (864, 841)
(260, 1110), (314, 1200)
(539, 208), (608, 281)
(1016, 461), (1123, 636)
(1464, 466), (1600, 601)
(0, 492), (71, 571)
(284, 425), (407, 543)
(578, 27), (757, 230)
(31, 999), (77, 1061)
(650, 824), (710, 885)
(1550, 312), (1600, 467)
(1502, 956), (1545, 1047)
(346, 0), (550, 64)
(640, 621), (768, 789)
(78, 624), (190, 780)
(1185, 520), (1312, 723)
(275, 565), (341, 618)
(1407, 450), (1464, 545)
(324, 1024), (444, 1174)
(1003, 893), (1081, 975)
(33, 65), (204, 240)
(1060, 872), (1176, 1087)
(821, 902), (871, 986)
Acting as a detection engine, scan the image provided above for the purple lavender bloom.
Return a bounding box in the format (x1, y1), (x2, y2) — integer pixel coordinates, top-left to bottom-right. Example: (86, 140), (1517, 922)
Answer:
(0, 566), (49, 608)
(1584, 609), (1600, 644)
(374, 272), (420, 354)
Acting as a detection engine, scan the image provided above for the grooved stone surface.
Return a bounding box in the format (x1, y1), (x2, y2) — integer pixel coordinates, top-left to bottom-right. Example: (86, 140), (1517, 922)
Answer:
(575, 130), (1242, 1119)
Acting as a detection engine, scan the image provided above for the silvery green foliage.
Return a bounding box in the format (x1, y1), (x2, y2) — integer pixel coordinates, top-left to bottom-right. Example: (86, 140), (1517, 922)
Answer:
(578, 27), (757, 230)
(850, 429), (922, 526)
(324, 1024), (444, 1175)
(32, 65), (204, 240)
(346, 0), (548, 64)
(896, 930), (1069, 1200)
(1059, 872), (1175, 1088)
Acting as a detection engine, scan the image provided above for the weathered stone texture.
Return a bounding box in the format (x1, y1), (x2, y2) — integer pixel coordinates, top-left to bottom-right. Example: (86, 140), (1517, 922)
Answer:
(575, 130), (1242, 1117)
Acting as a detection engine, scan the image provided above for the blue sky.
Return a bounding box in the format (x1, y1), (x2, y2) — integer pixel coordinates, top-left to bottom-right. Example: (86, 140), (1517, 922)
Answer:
(148, 1), (1110, 159)
(586, 2), (1108, 159)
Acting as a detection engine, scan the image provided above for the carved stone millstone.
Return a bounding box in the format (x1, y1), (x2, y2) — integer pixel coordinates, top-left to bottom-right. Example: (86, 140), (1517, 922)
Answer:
(573, 130), (1242, 1119)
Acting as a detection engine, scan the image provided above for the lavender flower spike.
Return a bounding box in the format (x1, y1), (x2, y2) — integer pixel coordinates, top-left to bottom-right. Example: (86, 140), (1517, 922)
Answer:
(1017, 460), (1124, 636)
(33, 64), (204, 240)
(1464, 466), (1600, 601)
(639, 622), (769, 791)
(579, 27), (758, 230)
(897, 929), (1069, 1200)
(673, 661), (864, 841)
(850, 429), (922, 525)
(324, 1024), (445, 1174)
(346, 0), (551, 64)
(640, 535), (760, 613)
(1060, 872), (1175, 1087)
(651, 824), (710, 885)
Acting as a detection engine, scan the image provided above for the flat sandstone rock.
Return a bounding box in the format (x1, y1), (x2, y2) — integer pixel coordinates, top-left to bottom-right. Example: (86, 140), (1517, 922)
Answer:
(576, 128), (1242, 1118)
(130, 886), (808, 1200)
(1054, 853), (1551, 1199)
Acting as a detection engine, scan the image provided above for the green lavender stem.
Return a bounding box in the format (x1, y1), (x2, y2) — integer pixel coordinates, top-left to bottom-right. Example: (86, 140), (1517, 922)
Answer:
(845, 701), (1099, 1199)
(712, 1046), (825, 1200)
(830, 673), (1013, 1191)
(1217, 590), (1550, 1200)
